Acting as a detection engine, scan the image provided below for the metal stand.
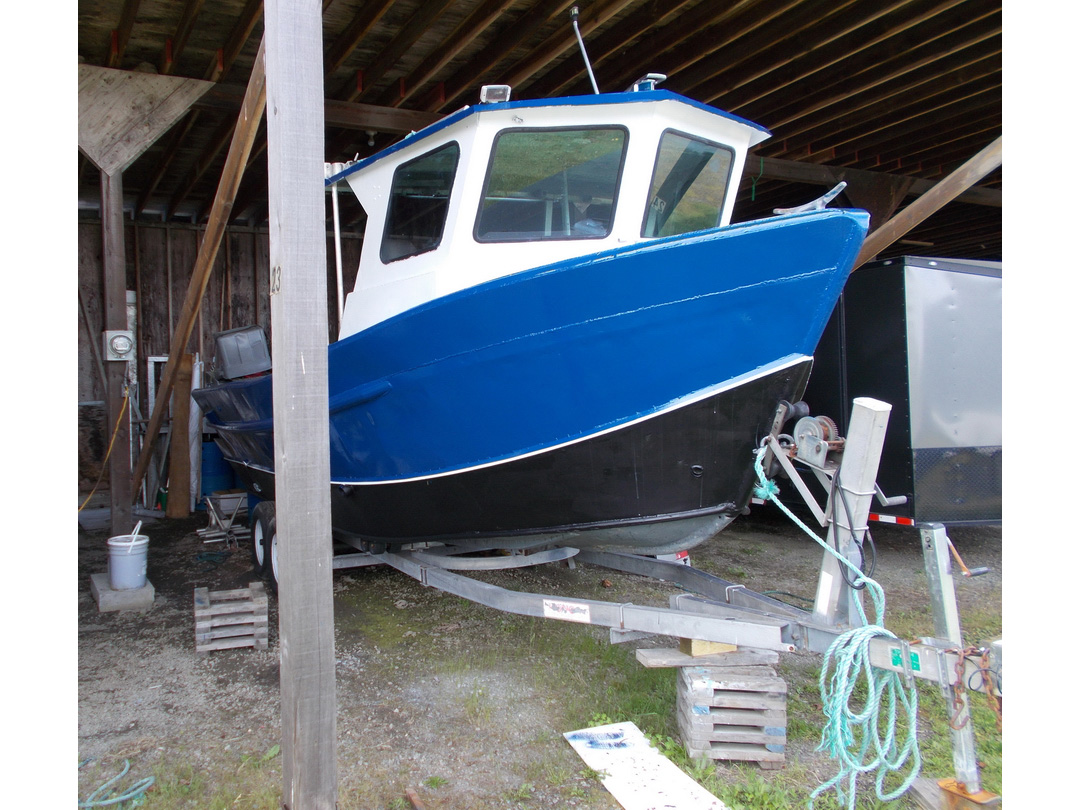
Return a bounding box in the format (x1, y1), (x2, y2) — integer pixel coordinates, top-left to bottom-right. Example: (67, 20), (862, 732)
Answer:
(917, 524), (1000, 807)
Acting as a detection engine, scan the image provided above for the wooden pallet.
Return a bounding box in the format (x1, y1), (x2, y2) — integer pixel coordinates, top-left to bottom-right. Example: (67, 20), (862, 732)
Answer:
(676, 664), (787, 769)
(194, 582), (268, 652)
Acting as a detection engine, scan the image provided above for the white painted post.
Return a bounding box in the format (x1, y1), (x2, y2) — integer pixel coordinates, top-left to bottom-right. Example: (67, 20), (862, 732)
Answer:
(264, 1), (337, 807)
(812, 397), (892, 627)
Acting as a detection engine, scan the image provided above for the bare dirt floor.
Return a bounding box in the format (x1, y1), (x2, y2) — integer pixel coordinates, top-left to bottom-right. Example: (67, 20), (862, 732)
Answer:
(75, 506), (1003, 809)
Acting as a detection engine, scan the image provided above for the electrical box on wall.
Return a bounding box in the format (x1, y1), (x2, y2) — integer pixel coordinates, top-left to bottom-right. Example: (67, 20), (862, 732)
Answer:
(103, 330), (136, 362)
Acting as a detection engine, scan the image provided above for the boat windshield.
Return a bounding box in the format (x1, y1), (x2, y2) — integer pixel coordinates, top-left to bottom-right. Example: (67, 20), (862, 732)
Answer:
(381, 142), (460, 263)
(475, 127), (627, 242)
(642, 131), (734, 238)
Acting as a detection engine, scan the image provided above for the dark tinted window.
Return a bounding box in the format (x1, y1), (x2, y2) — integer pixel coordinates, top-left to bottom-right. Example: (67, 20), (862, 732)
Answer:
(381, 142), (460, 263)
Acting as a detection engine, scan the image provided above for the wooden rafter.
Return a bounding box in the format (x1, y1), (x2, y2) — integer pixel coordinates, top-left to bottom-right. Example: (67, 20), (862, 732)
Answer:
(105, 0), (143, 68)
(382, 0), (518, 108)
(208, 0), (264, 82)
(702, 0), (939, 106)
(425, 0), (574, 112)
(344, 0), (458, 104)
(161, 0), (206, 75)
(525, 0), (702, 97)
(759, 15), (1000, 130)
(323, 0), (397, 76)
(853, 136), (1001, 266)
(499, 0), (638, 92)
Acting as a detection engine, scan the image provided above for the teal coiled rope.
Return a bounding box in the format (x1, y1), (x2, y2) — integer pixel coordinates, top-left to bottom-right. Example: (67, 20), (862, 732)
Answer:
(752, 447), (921, 809)
(78, 759), (155, 808)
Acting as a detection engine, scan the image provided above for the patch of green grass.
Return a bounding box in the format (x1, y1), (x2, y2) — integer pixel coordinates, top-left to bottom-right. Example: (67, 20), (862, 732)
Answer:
(422, 775), (448, 789)
(136, 748), (282, 810)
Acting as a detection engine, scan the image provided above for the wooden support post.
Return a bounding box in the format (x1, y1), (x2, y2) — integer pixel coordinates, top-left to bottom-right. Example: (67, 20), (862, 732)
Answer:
(100, 171), (133, 537)
(812, 398), (891, 627)
(129, 41), (267, 499)
(853, 137), (1002, 269)
(165, 353), (193, 517)
(264, 1), (337, 807)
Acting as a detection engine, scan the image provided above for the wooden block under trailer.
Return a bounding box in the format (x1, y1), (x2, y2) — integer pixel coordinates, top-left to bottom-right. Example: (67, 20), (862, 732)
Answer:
(677, 702), (786, 743)
(678, 666), (788, 700)
(679, 737), (786, 768)
(194, 582), (268, 652)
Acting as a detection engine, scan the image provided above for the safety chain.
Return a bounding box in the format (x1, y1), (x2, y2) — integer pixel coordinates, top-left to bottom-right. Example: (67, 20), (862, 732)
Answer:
(947, 648), (977, 730)
(977, 649), (1003, 732)
(947, 647), (1003, 732)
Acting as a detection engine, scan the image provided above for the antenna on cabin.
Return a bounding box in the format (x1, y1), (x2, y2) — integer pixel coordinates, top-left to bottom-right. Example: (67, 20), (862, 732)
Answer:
(570, 6), (600, 94)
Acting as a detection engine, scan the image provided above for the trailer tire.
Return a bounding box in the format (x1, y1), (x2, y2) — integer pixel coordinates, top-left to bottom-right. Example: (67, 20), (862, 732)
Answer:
(267, 521), (279, 594)
(251, 501), (275, 574)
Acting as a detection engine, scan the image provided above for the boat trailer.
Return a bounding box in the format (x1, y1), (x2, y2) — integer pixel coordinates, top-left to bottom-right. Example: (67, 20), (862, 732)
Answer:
(325, 397), (1000, 807)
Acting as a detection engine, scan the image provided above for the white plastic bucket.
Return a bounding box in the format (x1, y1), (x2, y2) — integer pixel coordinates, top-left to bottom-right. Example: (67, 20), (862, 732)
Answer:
(108, 534), (149, 590)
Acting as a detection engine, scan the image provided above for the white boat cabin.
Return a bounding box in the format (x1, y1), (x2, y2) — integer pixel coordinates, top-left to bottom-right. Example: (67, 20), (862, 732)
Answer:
(328, 87), (771, 340)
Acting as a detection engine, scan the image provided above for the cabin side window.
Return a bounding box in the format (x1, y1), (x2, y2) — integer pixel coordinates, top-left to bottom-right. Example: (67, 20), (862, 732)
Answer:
(642, 131), (734, 238)
(381, 142), (460, 263)
(475, 127), (628, 242)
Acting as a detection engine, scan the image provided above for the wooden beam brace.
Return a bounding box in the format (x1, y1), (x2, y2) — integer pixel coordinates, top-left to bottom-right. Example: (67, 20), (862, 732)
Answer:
(130, 39), (267, 498)
(853, 136), (1002, 268)
(196, 86), (441, 134)
(752, 155), (1001, 208)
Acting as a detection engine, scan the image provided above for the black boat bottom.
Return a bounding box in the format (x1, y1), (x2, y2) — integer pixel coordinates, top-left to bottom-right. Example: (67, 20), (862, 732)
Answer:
(229, 359), (812, 555)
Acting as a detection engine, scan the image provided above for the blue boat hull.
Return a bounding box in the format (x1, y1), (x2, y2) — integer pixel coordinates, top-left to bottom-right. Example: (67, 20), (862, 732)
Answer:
(194, 208), (868, 551)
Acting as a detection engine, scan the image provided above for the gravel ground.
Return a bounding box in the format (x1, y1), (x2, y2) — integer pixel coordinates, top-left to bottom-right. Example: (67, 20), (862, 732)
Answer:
(68, 505), (1003, 809)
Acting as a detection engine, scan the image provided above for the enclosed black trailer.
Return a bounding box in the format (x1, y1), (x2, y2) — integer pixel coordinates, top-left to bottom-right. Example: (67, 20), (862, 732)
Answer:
(801, 256), (1002, 525)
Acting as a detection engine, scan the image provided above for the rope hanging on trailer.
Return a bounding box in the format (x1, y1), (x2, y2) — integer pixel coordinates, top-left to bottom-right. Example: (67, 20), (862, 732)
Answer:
(752, 448), (922, 810)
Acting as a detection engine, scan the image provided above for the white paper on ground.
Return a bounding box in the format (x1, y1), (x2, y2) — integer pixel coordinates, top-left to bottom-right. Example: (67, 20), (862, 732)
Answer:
(564, 721), (729, 810)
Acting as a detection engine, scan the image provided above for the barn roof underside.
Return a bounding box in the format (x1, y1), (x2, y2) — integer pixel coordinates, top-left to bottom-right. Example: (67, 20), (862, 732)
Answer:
(77, 0), (1002, 261)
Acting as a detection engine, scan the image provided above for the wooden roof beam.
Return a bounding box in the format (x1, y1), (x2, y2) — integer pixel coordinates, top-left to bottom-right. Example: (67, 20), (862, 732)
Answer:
(663, 0), (861, 96)
(853, 136), (1001, 266)
(323, 0), (396, 76)
(765, 62), (1000, 157)
(753, 155), (1001, 207)
(343, 0), (458, 104)
(498, 0), (639, 92)
(757, 16), (1000, 131)
(106, 0), (143, 68)
(379, 0), (518, 108)
(205, 0), (264, 82)
(689, 0), (938, 105)
(525, 0), (703, 98)
(160, 0), (206, 76)
(424, 0), (574, 112)
(196, 85), (440, 133)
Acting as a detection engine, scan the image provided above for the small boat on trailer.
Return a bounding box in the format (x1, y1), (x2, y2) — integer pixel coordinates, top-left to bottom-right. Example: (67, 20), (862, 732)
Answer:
(193, 78), (869, 558)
